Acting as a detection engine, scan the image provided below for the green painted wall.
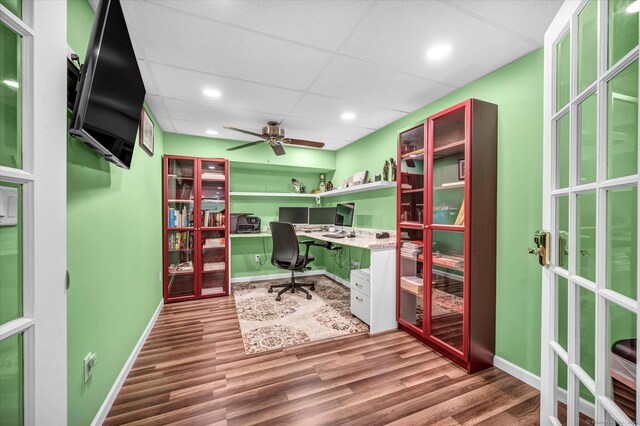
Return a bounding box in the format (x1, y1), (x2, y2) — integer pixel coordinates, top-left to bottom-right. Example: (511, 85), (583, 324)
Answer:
(66, 1), (165, 424)
(335, 50), (546, 376)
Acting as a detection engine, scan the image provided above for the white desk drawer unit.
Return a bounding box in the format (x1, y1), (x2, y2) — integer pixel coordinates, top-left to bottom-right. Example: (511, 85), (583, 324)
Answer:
(350, 268), (371, 325)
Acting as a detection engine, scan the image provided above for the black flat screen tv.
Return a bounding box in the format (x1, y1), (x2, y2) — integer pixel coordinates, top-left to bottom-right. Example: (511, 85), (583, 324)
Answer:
(69, 0), (145, 169)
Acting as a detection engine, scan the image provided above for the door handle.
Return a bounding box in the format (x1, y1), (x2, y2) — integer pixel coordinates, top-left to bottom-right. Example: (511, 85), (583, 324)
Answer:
(528, 230), (550, 267)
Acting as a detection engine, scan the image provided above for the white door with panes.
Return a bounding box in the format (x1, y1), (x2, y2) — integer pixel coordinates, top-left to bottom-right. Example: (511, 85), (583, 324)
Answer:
(0, 0), (67, 424)
(542, 0), (638, 424)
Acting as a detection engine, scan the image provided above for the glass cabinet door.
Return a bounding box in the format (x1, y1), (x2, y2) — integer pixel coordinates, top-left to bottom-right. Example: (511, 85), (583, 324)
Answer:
(427, 104), (467, 355)
(167, 230), (195, 298)
(167, 158), (195, 229)
(201, 230), (226, 296)
(398, 227), (425, 333)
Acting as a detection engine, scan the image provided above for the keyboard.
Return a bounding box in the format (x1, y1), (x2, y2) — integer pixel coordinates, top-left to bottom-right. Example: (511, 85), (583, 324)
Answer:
(323, 233), (345, 239)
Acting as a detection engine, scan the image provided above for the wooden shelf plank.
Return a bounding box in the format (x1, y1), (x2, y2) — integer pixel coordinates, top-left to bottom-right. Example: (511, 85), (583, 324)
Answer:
(230, 181), (397, 198)
(433, 139), (465, 157)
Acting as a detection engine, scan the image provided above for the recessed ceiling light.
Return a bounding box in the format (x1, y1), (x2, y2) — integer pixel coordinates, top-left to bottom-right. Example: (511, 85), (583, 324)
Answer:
(426, 44), (452, 61)
(206, 129), (219, 136)
(203, 88), (222, 98)
(627, 0), (639, 13)
(3, 80), (19, 89)
(341, 112), (356, 120)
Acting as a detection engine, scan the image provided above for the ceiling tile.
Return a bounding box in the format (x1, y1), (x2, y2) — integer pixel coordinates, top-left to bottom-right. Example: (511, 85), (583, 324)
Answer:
(154, 115), (176, 133)
(309, 55), (455, 112)
(448, 0), (564, 45)
(146, 0), (373, 51)
(145, 94), (170, 118)
(148, 62), (302, 116)
(288, 93), (406, 130)
(137, 59), (160, 95)
(341, 1), (539, 88)
(172, 119), (261, 143)
(121, 0), (333, 90)
(164, 98), (284, 140)
(281, 116), (374, 147)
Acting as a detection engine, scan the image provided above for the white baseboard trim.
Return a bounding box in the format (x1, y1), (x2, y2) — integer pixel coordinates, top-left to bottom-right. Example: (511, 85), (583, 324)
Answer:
(91, 299), (164, 426)
(230, 269), (351, 289)
(493, 355), (595, 420)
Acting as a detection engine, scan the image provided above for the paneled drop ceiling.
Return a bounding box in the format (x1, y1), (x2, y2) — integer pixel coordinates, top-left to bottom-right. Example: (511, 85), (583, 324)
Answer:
(112, 0), (562, 151)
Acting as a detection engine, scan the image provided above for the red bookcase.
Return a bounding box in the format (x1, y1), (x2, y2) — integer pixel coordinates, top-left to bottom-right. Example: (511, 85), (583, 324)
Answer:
(163, 155), (229, 302)
(396, 99), (498, 373)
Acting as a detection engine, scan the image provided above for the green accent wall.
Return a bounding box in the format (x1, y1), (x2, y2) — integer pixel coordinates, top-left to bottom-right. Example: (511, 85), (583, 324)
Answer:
(334, 50), (545, 376)
(66, 1), (165, 424)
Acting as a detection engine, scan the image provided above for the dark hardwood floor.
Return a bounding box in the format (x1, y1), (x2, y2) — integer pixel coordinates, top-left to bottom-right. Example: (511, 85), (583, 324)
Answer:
(105, 294), (549, 425)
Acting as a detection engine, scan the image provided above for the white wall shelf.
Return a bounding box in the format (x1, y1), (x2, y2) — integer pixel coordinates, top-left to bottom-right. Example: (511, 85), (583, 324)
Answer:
(230, 181), (397, 199)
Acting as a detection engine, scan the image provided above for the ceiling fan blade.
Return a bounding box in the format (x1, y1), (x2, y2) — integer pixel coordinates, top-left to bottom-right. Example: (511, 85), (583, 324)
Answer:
(227, 140), (264, 151)
(271, 143), (286, 156)
(223, 126), (264, 138)
(286, 138), (325, 148)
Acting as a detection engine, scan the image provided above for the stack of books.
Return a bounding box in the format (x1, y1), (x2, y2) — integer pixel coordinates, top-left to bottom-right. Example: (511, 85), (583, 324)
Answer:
(202, 171), (225, 181)
(169, 261), (194, 273)
(168, 206), (193, 228)
(203, 262), (225, 272)
(203, 211), (225, 227)
(168, 232), (193, 250)
(432, 253), (464, 269)
(400, 275), (423, 295)
(401, 240), (423, 260)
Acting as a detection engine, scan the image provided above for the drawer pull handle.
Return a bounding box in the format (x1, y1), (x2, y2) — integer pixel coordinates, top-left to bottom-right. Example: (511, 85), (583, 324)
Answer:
(356, 296), (363, 302)
(355, 283), (362, 288)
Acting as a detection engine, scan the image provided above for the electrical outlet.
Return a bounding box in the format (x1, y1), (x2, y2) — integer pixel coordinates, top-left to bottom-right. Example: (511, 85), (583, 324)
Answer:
(83, 352), (98, 383)
(351, 260), (361, 269)
(255, 254), (261, 263)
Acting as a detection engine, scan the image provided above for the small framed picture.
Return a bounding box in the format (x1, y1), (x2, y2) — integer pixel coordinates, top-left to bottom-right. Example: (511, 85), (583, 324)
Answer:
(140, 108), (154, 156)
(458, 159), (465, 180)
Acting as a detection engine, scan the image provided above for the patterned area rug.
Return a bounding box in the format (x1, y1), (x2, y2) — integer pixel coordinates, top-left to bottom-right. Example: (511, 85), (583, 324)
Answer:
(233, 275), (369, 355)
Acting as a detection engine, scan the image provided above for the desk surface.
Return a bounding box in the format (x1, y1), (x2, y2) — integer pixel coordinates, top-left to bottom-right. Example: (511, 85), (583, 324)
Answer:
(230, 228), (396, 250)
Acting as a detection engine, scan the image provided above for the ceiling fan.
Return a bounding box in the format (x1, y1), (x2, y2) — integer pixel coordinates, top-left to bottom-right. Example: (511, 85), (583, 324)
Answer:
(224, 121), (325, 156)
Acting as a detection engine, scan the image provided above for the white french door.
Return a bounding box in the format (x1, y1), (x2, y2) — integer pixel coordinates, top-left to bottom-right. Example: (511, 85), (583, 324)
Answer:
(0, 1), (67, 424)
(542, 0), (639, 425)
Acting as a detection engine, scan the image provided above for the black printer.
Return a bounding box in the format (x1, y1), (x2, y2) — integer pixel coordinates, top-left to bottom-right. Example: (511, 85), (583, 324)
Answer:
(230, 213), (261, 234)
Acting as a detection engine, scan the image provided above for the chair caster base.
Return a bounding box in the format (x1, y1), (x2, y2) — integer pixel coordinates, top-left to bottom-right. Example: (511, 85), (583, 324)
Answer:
(268, 288), (273, 293)
(306, 294), (312, 300)
(275, 296), (281, 301)
(310, 286), (315, 291)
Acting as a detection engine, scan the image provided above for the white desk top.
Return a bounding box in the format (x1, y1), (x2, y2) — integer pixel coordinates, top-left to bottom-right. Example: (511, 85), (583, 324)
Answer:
(230, 228), (396, 250)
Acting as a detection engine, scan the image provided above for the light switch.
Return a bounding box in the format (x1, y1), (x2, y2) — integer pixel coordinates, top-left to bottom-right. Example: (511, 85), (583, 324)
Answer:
(0, 187), (18, 226)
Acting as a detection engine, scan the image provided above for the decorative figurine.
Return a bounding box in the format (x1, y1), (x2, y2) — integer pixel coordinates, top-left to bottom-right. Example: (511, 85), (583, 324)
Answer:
(383, 160), (389, 181)
(326, 180), (333, 191)
(319, 174), (326, 192)
(291, 178), (301, 193)
(390, 157), (397, 181)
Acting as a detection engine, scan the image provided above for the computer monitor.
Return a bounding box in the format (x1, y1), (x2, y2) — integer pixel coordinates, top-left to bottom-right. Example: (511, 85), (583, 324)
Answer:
(308, 207), (337, 225)
(335, 203), (355, 227)
(278, 207), (309, 224)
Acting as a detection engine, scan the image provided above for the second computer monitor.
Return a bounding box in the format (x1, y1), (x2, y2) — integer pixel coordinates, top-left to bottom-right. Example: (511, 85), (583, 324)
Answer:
(335, 203), (355, 227)
(278, 207), (309, 224)
(308, 207), (337, 225)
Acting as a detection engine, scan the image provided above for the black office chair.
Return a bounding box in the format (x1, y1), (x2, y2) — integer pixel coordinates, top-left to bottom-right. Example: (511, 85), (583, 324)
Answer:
(268, 221), (316, 301)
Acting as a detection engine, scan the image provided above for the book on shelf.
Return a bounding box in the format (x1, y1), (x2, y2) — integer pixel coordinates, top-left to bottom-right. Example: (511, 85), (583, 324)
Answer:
(203, 210), (226, 227)
(168, 206), (193, 228)
(401, 240), (423, 259)
(168, 231), (194, 250)
(432, 254), (464, 268)
(203, 238), (225, 248)
(401, 183), (413, 189)
(203, 262), (225, 272)
(400, 275), (423, 295)
(454, 199), (465, 226)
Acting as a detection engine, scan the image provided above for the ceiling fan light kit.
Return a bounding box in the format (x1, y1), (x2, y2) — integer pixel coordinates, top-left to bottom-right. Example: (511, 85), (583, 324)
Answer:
(224, 121), (325, 156)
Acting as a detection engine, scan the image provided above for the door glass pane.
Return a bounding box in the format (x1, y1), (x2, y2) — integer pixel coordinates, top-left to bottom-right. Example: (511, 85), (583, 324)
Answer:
(555, 354), (569, 425)
(609, 0), (639, 67)
(202, 230), (226, 296)
(607, 302), (637, 423)
(557, 275), (569, 351)
(167, 231), (195, 298)
(0, 0), (22, 18)
(0, 182), (22, 324)
(607, 186), (637, 300)
(578, 93), (597, 185)
(578, 0), (598, 92)
(398, 228), (424, 331)
(0, 333), (24, 425)
(556, 31), (571, 111)
(557, 114), (570, 189)
(607, 61), (638, 180)
(167, 159), (195, 229)
(557, 196), (570, 269)
(577, 192), (596, 282)
(201, 160), (226, 229)
(0, 23), (22, 169)
(400, 125), (425, 225)
(430, 230), (464, 352)
(432, 107), (465, 227)
(578, 286), (595, 380)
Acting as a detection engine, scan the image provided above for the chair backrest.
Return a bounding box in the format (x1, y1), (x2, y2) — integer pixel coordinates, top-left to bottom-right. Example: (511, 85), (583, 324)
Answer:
(270, 221), (299, 267)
